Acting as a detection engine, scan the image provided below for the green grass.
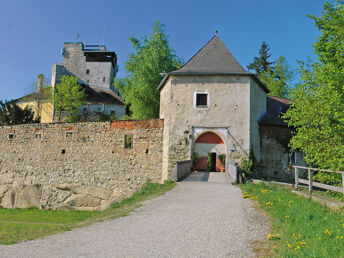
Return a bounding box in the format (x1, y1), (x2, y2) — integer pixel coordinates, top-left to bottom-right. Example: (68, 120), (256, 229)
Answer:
(0, 181), (176, 245)
(240, 182), (344, 257)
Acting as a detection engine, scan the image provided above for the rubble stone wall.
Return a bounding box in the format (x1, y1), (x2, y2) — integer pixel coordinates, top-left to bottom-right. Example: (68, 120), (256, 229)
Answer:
(0, 120), (163, 210)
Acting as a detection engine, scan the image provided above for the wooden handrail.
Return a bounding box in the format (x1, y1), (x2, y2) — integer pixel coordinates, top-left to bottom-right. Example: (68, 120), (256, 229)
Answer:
(293, 165), (344, 174)
(293, 166), (344, 196)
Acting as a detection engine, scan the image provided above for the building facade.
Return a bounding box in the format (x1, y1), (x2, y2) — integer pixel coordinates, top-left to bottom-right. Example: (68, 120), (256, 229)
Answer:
(17, 43), (125, 123)
(51, 43), (125, 119)
(159, 34), (305, 182)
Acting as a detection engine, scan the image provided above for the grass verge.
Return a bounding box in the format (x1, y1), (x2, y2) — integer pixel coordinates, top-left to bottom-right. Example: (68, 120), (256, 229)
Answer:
(240, 182), (344, 257)
(0, 180), (176, 245)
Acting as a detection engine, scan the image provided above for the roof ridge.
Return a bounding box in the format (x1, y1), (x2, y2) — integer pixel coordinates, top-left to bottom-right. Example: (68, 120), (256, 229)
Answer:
(179, 35), (217, 69)
(172, 34), (248, 74)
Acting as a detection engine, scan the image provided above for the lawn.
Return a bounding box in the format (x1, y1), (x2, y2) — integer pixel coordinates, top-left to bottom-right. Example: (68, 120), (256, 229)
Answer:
(0, 181), (176, 245)
(240, 182), (344, 257)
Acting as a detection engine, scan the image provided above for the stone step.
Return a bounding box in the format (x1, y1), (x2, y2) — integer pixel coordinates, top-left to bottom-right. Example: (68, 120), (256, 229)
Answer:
(182, 172), (234, 183)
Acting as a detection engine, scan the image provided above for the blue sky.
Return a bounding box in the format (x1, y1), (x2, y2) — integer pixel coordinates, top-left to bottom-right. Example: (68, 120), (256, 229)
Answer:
(0, 0), (331, 101)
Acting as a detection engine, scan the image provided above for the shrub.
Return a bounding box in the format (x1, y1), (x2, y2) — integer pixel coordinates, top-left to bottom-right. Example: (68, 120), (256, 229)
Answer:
(218, 154), (226, 166)
(98, 114), (110, 122)
(65, 114), (81, 123)
(192, 152), (201, 166)
(207, 153), (212, 171)
(109, 113), (118, 121)
(241, 156), (253, 175)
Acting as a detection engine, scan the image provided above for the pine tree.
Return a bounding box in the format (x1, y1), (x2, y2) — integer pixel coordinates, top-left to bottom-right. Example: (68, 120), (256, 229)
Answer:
(247, 41), (275, 74)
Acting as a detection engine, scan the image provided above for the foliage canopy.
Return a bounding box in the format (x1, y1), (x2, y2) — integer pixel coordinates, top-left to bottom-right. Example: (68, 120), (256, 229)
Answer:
(114, 21), (182, 119)
(283, 1), (344, 174)
(248, 42), (293, 98)
(247, 41), (275, 74)
(51, 75), (86, 121)
(0, 100), (36, 125)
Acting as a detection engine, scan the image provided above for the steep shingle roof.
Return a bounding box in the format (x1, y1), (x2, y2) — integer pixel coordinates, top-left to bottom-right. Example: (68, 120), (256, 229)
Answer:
(172, 35), (248, 75)
(158, 34), (269, 93)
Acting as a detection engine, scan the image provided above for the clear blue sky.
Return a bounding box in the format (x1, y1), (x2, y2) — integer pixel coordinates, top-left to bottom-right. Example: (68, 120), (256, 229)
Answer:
(0, 0), (331, 101)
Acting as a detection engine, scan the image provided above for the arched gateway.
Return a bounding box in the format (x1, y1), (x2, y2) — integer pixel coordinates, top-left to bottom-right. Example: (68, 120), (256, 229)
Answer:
(193, 132), (226, 172)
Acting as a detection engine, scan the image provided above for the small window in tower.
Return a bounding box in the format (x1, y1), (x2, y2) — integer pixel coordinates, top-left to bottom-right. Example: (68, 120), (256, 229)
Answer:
(8, 133), (14, 140)
(86, 69), (90, 74)
(195, 93), (209, 107)
(103, 77), (106, 82)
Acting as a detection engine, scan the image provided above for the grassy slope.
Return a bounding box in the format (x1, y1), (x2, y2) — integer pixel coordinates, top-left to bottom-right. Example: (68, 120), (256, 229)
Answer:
(0, 181), (176, 245)
(240, 182), (344, 257)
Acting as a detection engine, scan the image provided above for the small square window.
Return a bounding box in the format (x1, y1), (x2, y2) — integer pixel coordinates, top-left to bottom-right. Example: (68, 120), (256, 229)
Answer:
(196, 93), (208, 107)
(124, 135), (133, 149)
(86, 69), (90, 74)
(8, 133), (14, 140)
(65, 131), (74, 138)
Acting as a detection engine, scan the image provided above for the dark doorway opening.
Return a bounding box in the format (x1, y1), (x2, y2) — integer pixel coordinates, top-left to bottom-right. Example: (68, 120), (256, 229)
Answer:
(210, 152), (216, 171)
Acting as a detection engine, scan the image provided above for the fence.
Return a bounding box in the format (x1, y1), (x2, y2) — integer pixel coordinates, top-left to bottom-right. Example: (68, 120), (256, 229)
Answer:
(293, 166), (344, 195)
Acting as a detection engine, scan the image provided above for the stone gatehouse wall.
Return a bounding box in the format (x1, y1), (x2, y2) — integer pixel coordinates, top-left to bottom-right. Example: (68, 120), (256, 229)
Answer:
(0, 119), (163, 210)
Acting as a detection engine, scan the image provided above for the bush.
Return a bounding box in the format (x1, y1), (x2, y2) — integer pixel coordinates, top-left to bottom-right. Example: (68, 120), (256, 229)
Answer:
(109, 113), (118, 121)
(65, 114), (81, 123)
(98, 114), (110, 122)
(241, 156), (253, 175)
(192, 152), (201, 166)
(207, 153), (212, 171)
(218, 154), (226, 166)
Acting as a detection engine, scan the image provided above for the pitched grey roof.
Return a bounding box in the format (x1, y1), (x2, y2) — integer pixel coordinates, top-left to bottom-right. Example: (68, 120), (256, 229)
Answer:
(157, 34), (269, 93)
(172, 35), (248, 75)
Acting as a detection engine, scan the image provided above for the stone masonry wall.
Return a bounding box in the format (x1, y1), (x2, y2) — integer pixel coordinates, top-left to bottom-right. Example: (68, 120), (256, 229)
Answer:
(0, 120), (163, 210)
(259, 124), (306, 182)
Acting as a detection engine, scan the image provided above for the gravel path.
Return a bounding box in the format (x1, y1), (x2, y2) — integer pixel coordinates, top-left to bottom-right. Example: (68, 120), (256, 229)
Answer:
(0, 180), (268, 257)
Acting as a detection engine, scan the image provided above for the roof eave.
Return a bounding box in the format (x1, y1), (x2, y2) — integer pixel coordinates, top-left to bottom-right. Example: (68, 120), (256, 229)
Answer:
(157, 74), (171, 91)
(158, 72), (270, 93)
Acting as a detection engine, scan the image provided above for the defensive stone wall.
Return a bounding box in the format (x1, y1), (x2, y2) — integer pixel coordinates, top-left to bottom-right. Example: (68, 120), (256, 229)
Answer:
(0, 120), (163, 210)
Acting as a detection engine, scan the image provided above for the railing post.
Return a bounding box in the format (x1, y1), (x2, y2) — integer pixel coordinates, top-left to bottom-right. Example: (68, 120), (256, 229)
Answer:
(342, 173), (344, 197)
(295, 167), (299, 189)
(308, 168), (312, 194)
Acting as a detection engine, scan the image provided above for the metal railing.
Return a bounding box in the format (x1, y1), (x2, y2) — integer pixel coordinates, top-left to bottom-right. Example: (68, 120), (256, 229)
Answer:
(294, 166), (344, 195)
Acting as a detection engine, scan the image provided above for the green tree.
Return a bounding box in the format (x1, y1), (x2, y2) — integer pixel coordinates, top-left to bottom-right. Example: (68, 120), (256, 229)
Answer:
(52, 75), (86, 121)
(0, 100), (36, 125)
(114, 21), (182, 119)
(248, 42), (293, 98)
(258, 56), (293, 98)
(247, 41), (275, 74)
(283, 1), (344, 174)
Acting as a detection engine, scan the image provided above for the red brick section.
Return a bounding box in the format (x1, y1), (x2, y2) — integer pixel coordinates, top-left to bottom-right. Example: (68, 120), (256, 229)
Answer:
(110, 119), (164, 130)
(66, 126), (76, 131)
(195, 132), (224, 144)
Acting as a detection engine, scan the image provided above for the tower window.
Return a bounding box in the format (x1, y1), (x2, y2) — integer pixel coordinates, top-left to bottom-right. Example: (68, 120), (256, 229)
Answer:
(103, 77), (106, 82)
(86, 69), (90, 74)
(195, 93), (209, 107)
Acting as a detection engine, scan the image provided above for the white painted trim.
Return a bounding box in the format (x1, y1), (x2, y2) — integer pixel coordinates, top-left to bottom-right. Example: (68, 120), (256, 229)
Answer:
(193, 92), (210, 108)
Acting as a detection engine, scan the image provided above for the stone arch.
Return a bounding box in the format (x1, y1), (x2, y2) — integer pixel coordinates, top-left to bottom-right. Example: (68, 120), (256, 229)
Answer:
(193, 131), (226, 172)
